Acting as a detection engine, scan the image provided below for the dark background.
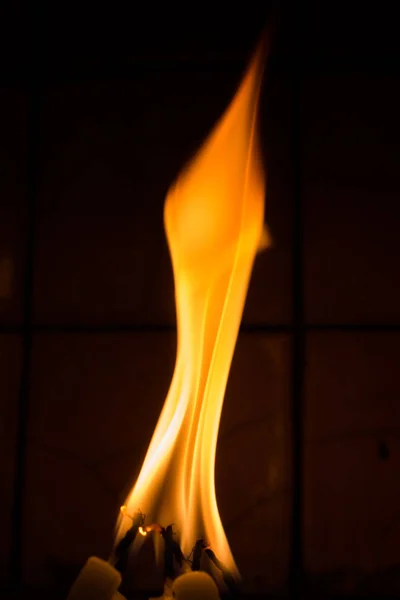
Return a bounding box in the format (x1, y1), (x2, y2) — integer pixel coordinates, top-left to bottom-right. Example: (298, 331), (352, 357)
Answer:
(0, 1), (399, 598)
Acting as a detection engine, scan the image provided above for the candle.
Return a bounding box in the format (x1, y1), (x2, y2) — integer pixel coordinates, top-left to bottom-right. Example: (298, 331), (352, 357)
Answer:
(66, 556), (126, 600)
(171, 571), (221, 600)
(113, 509), (145, 573)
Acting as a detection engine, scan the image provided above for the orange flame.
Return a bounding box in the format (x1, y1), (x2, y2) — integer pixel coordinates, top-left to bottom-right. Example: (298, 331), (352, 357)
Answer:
(115, 42), (268, 577)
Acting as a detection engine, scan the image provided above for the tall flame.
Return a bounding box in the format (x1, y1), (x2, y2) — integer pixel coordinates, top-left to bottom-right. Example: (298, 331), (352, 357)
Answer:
(115, 43), (268, 576)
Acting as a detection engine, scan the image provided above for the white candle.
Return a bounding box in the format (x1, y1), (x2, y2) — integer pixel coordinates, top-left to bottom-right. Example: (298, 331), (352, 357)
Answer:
(66, 556), (126, 600)
(171, 571), (221, 600)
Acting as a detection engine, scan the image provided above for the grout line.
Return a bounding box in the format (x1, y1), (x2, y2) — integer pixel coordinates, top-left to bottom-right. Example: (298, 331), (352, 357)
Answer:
(289, 1), (305, 595)
(1, 322), (400, 334)
(9, 82), (41, 589)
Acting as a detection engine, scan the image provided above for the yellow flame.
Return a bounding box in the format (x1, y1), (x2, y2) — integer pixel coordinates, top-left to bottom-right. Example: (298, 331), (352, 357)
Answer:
(115, 43), (268, 577)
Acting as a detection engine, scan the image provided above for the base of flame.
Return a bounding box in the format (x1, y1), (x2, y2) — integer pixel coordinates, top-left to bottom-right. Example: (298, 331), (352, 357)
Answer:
(111, 508), (239, 598)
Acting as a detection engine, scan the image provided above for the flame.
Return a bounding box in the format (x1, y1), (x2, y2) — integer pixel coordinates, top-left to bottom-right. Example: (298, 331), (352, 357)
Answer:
(115, 43), (268, 577)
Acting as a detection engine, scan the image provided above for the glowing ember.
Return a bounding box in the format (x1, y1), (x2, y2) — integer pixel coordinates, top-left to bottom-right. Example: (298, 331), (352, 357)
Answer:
(114, 41), (269, 579)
